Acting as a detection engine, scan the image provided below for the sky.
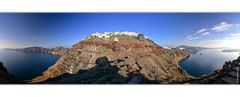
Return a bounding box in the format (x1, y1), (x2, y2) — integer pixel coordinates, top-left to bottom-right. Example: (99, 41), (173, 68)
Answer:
(0, 13), (240, 48)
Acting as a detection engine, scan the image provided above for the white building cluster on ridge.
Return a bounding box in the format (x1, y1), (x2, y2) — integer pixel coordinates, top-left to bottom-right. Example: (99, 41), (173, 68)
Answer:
(92, 31), (139, 38)
(90, 31), (149, 39)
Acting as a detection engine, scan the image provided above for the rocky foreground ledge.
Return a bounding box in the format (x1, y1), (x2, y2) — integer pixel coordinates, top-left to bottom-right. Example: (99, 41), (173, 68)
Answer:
(0, 62), (15, 84)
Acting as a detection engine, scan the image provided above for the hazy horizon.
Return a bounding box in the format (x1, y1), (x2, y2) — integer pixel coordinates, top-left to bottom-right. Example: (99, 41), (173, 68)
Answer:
(1, 13), (240, 49)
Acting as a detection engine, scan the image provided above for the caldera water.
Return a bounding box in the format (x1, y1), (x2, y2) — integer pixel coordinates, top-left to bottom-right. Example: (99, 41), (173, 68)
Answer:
(0, 49), (59, 81)
(180, 48), (239, 77)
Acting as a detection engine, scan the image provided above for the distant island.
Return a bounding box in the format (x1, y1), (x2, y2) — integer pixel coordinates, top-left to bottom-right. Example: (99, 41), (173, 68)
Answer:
(5, 46), (69, 56)
(222, 49), (240, 53)
(177, 45), (209, 53)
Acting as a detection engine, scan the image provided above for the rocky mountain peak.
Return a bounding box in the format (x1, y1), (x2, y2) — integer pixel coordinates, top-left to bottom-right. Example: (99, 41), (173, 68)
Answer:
(82, 32), (149, 42)
(73, 32), (156, 51)
(31, 32), (192, 84)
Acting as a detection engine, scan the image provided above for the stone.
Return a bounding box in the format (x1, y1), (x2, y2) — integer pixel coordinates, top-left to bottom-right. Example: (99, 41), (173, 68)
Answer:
(227, 71), (237, 77)
(221, 76), (237, 84)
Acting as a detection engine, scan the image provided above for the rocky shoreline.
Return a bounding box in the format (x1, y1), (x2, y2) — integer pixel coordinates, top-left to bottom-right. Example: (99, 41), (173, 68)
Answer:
(0, 61), (15, 84)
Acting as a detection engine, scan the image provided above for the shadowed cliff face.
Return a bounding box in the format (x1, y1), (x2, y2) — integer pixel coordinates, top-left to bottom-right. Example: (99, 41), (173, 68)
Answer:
(38, 56), (157, 84)
(0, 62), (15, 84)
(31, 32), (192, 84)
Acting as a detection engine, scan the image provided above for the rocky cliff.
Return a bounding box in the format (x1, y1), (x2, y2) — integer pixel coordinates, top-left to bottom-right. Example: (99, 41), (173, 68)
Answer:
(6, 46), (69, 56)
(0, 61), (15, 84)
(30, 32), (193, 84)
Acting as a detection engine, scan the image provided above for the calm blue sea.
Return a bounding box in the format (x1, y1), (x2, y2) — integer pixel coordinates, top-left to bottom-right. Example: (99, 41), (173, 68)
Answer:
(180, 49), (239, 77)
(0, 49), (59, 81)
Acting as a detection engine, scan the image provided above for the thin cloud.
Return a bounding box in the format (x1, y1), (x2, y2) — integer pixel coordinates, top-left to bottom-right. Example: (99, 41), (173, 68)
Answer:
(185, 35), (192, 39)
(224, 36), (238, 40)
(185, 22), (240, 41)
(230, 33), (240, 36)
(185, 35), (199, 40)
(211, 22), (233, 32)
(202, 32), (210, 35)
(189, 37), (199, 40)
(196, 28), (207, 33)
(224, 32), (240, 40)
(196, 28), (207, 34)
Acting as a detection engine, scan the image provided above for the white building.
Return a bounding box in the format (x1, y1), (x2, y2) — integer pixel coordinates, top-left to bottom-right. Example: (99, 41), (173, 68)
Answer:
(114, 37), (119, 42)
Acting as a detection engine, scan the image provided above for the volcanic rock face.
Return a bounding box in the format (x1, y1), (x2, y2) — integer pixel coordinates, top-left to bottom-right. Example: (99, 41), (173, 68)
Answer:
(31, 32), (192, 84)
(50, 47), (69, 56)
(0, 62), (15, 84)
(6, 46), (69, 56)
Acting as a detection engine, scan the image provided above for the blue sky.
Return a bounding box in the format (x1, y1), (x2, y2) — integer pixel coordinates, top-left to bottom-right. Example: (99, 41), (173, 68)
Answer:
(0, 13), (240, 48)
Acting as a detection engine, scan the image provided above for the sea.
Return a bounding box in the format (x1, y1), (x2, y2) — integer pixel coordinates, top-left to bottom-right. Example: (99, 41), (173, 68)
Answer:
(0, 49), (59, 81)
(180, 48), (239, 77)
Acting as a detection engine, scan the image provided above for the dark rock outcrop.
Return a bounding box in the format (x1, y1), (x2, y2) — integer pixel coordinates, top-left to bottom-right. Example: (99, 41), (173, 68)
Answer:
(50, 47), (69, 56)
(30, 32), (193, 84)
(0, 62), (15, 84)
